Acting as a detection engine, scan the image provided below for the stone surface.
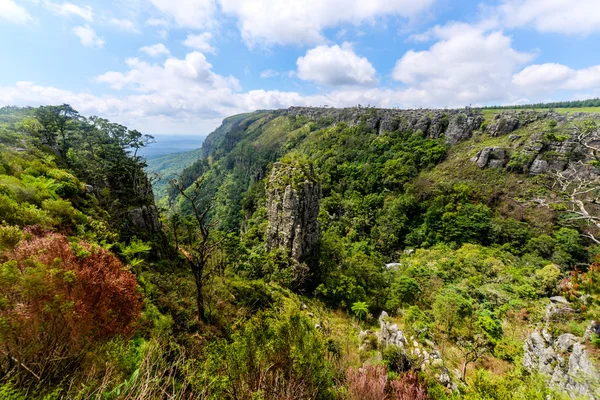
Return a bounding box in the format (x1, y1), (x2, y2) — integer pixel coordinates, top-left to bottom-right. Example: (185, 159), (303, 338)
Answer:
(280, 107), (484, 145)
(375, 311), (457, 391)
(266, 162), (321, 264)
(471, 147), (509, 169)
(523, 298), (600, 399)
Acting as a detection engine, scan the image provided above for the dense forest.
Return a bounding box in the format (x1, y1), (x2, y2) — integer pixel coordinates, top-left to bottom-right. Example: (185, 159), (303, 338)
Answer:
(0, 102), (599, 399)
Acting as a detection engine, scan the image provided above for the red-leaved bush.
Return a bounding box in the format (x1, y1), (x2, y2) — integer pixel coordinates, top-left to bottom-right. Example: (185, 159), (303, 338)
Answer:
(0, 232), (141, 383)
(346, 365), (430, 400)
(389, 372), (429, 400)
(346, 365), (388, 400)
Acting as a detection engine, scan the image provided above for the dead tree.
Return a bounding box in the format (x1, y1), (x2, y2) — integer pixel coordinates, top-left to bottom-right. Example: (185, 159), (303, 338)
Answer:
(170, 176), (220, 322)
(532, 120), (600, 244)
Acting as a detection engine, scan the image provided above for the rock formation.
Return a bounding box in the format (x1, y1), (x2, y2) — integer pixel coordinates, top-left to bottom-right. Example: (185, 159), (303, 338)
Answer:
(523, 296), (600, 399)
(472, 110), (600, 177)
(279, 107), (483, 145)
(266, 161), (321, 264)
(471, 147), (509, 169)
(359, 312), (456, 391)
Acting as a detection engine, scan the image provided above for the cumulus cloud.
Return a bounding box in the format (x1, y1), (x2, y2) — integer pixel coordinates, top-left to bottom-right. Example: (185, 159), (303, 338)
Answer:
(498, 0), (600, 35)
(139, 43), (171, 58)
(95, 51), (240, 93)
(72, 24), (105, 48)
(297, 43), (377, 87)
(219, 0), (436, 46)
(43, 1), (94, 21)
(0, 0), (33, 24)
(513, 63), (600, 93)
(393, 23), (534, 105)
(183, 32), (215, 54)
(148, 0), (216, 29)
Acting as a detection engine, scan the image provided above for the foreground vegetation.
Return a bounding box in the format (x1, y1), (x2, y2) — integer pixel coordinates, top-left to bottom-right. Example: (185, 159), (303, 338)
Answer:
(0, 103), (598, 399)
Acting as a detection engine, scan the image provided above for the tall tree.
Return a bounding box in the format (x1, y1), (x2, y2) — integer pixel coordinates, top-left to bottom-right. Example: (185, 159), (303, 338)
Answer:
(170, 176), (220, 321)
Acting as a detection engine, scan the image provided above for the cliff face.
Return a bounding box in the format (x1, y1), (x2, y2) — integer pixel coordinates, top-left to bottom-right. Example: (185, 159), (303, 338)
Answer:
(278, 106), (484, 144)
(266, 161), (321, 264)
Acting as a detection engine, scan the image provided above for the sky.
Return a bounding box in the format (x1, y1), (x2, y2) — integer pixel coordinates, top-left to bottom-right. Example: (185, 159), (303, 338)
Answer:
(1, 0), (600, 135)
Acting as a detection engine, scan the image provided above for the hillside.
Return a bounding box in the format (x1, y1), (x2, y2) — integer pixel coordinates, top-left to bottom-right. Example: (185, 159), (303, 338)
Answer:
(167, 105), (600, 398)
(1, 104), (599, 399)
(145, 147), (204, 200)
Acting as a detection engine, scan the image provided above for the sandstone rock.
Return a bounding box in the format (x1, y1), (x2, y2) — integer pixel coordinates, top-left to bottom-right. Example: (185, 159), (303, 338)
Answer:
(529, 158), (550, 175)
(281, 107), (483, 145)
(266, 162), (321, 265)
(471, 147), (509, 169)
(445, 112), (484, 145)
(375, 311), (457, 391)
(523, 298), (600, 399)
(126, 205), (162, 234)
(489, 116), (520, 136)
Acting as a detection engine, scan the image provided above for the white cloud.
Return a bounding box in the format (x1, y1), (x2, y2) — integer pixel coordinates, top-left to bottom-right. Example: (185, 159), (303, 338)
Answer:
(0, 0), (33, 24)
(392, 23), (534, 105)
(139, 43), (170, 58)
(512, 63), (575, 94)
(513, 63), (600, 93)
(95, 51), (240, 92)
(148, 0), (216, 29)
(43, 1), (94, 21)
(183, 32), (215, 54)
(219, 0), (436, 46)
(108, 18), (139, 33)
(498, 0), (600, 35)
(259, 69), (295, 79)
(260, 69), (279, 78)
(297, 43), (377, 86)
(72, 24), (105, 48)
(145, 17), (169, 27)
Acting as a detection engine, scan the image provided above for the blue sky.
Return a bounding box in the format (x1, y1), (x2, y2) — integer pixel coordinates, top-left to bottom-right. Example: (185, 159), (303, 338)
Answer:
(1, 0), (600, 135)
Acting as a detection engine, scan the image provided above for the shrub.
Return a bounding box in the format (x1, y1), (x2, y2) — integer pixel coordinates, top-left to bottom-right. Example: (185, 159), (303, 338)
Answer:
(0, 232), (141, 384)
(389, 372), (429, 400)
(346, 364), (388, 400)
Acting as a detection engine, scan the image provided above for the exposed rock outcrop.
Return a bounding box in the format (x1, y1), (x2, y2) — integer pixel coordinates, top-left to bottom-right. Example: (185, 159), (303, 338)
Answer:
(471, 147), (509, 169)
(366, 312), (457, 391)
(471, 110), (600, 177)
(280, 107), (483, 145)
(126, 205), (162, 234)
(266, 162), (321, 264)
(523, 297), (600, 399)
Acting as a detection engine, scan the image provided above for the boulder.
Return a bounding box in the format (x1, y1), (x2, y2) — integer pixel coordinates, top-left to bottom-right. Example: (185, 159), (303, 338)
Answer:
(523, 298), (600, 398)
(471, 147), (509, 169)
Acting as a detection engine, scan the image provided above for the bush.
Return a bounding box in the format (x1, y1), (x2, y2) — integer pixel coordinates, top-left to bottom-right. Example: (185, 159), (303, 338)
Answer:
(0, 232), (141, 384)
(197, 312), (334, 399)
(389, 372), (429, 400)
(346, 364), (388, 400)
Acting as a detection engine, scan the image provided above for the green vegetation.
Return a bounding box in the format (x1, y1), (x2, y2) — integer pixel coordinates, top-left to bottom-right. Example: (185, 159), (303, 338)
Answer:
(0, 104), (599, 399)
(145, 148), (203, 200)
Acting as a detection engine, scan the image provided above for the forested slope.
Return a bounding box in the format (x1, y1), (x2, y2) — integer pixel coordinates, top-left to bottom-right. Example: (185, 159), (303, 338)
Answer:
(1, 103), (600, 399)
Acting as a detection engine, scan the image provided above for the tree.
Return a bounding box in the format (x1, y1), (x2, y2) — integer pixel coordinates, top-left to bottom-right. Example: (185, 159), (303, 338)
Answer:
(170, 176), (220, 321)
(34, 104), (79, 159)
(532, 120), (600, 245)
(386, 276), (421, 311)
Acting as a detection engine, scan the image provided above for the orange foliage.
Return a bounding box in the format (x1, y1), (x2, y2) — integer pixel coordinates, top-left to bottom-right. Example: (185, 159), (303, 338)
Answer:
(0, 232), (141, 382)
(345, 365), (430, 400)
